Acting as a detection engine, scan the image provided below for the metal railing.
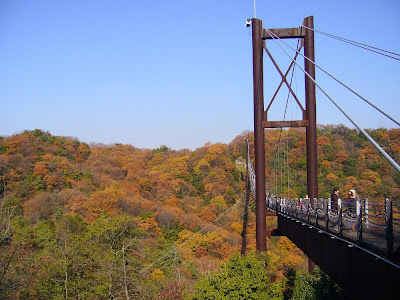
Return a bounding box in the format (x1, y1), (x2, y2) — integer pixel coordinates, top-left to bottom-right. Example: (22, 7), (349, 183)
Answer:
(246, 153), (399, 259)
(265, 195), (399, 259)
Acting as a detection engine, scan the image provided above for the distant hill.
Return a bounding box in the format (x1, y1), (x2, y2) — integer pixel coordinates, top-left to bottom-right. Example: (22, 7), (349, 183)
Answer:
(0, 126), (398, 298)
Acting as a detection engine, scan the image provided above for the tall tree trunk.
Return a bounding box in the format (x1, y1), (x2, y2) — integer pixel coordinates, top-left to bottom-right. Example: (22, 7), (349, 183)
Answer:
(64, 239), (68, 300)
(122, 245), (130, 300)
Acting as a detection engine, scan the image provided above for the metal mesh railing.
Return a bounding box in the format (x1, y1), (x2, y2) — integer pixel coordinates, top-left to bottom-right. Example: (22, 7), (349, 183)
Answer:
(247, 155), (398, 258)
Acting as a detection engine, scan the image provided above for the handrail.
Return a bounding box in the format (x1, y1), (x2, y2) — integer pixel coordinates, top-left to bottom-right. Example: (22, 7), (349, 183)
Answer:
(246, 152), (399, 261)
(264, 194), (399, 260)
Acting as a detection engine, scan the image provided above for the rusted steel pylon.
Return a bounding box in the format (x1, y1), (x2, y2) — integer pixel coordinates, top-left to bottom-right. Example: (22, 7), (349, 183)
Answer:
(251, 18), (267, 252)
(251, 16), (318, 252)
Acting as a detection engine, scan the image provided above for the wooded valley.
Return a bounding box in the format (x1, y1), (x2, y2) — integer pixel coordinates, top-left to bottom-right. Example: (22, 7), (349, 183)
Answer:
(1, 126), (398, 299)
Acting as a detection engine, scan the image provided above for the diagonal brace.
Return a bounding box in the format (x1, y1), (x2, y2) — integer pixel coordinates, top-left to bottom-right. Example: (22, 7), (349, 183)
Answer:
(263, 42), (305, 115)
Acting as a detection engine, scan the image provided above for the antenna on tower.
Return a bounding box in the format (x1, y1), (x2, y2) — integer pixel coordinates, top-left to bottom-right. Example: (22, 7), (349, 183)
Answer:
(254, 0), (256, 18)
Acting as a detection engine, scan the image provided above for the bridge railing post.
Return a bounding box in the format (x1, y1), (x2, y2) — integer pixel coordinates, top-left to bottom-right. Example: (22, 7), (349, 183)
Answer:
(357, 199), (363, 244)
(385, 198), (393, 256)
(299, 198), (303, 220)
(297, 198), (300, 219)
(365, 198), (369, 228)
(276, 197), (279, 213)
(318, 197), (323, 227)
(283, 198), (286, 214)
(338, 199), (343, 237)
(324, 198), (329, 231)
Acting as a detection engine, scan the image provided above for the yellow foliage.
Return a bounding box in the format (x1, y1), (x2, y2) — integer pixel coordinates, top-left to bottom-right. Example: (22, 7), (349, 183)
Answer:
(138, 177), (151, 192)
(76, 184), (126, 221)
(149, 269), (165, 281)
(210, 195), (227, 213)
(322, 160), (331, 169)
(166, 197), (180, 207)
(277, 236), (297, 252)
(281, 252), (304, 269)
(271, 237), (307, 273)
(360, 169), (382, 184)
(326, 173), (338, 184)
(344, 176), (359, 194)
(206, 143), (228, 159)
(170, 155), (189, 177)
(176, 229), (194, 245)
(136, 215), (162, 236)
(194, 158), (211, 175)
(231, 221), (243, 235)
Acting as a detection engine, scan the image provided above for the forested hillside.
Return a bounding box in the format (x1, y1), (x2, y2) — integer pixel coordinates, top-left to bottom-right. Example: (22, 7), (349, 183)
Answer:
(0, 126), (398, 299)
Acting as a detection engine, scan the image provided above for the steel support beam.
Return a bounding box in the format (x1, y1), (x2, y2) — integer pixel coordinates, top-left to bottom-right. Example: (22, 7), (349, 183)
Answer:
(263, 120), (309, 128)
(277, 215), (399, 299)
(252, 18), (266, 252)
(263, 27), (305, 39)
(304, 16), (318, 200)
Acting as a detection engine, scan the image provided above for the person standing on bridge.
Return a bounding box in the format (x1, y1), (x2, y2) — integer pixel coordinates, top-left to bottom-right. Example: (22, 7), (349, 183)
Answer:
(348, 189), (360, 231)
(330, 187), (340, 212)
(345, 190), (355, 215)
(349, 189), (359, 216)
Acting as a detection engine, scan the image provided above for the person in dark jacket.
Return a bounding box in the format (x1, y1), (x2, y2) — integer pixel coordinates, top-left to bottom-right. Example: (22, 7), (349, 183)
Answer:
(344, 191), (353, 213)
(330, 187), (340, 212)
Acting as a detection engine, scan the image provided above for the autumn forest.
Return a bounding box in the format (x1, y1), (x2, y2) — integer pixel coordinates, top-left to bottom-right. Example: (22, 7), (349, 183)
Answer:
(1, 126), (399, 299)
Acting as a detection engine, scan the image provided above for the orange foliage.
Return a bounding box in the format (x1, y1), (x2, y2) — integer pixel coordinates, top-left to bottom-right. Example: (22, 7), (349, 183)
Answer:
(334, 151), (349, 164)
(33, 161), (49, 178)
(317, 136), (331, 146)
(326, 173), (339, 184)
(141, 201), (157, 212)
(199, 205), (217, 222)
(321, 159), (331, 170)
(75, 184), (125, 221)
(136, 215), (162, 236)
(343, 176), (359, 194)
(166, 197), (180, 207)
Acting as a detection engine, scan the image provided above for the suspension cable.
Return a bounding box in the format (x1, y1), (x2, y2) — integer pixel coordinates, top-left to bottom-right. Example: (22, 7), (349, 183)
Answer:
(140, 197), (251, 274)
(267, 39), (298, 197)
(267, 28), (400, 127)
(155, 203), (250, 271)
(265, 28), (400, 174)
(276, 42), (298, 198)
(287, 127), (290, 199)
(301, 25), (400, 61)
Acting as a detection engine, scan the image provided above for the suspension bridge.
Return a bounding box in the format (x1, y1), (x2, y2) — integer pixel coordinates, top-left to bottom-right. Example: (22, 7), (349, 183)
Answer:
(248, 16), (399, 299)
(140, 15), (399, 299)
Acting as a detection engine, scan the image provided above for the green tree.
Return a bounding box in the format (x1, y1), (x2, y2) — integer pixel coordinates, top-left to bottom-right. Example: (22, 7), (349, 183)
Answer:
(292, 267), (343, 300)
(190, 252), (282, 299)
(32, 215), (109, 299)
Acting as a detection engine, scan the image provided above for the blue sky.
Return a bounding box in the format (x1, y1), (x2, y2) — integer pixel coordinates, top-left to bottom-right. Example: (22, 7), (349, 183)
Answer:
(1, 0), (399, 150)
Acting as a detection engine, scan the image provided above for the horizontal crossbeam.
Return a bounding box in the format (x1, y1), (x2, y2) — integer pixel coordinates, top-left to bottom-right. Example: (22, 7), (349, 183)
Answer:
(262, 120), (309, 128)
(266, 228), (282, 237)
(263, 27), (305, 39)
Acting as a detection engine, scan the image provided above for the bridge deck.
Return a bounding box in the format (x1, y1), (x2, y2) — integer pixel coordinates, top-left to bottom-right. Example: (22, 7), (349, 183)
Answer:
(277, 213), (399, 299)
(264, 196), (400, 300)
